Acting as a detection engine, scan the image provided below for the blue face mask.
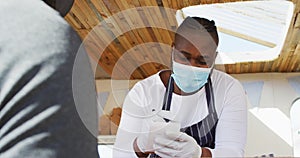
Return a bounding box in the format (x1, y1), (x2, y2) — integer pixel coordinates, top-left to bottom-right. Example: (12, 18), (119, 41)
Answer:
(171, 60), (213, 93)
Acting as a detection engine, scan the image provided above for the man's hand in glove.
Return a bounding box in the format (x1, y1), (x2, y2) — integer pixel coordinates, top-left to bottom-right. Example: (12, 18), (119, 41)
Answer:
(153, 131), (202, 158)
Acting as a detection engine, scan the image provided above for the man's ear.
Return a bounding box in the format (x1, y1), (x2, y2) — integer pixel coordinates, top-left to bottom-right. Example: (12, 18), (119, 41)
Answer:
(43, 0), (74, 17)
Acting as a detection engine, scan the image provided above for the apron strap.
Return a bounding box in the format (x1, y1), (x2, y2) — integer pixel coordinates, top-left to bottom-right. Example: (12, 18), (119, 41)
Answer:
(161, 76), (173, 122)
(205, 76), (215, 113)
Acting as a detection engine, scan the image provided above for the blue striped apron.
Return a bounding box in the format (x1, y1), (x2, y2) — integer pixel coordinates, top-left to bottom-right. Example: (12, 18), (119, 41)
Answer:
(150, 76), (218, 157)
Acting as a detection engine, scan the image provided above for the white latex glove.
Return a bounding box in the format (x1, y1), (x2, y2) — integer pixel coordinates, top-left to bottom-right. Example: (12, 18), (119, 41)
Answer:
(136, 119), (158, 153)
(137, 118), (180, 153)
(153, 131), (202, 158)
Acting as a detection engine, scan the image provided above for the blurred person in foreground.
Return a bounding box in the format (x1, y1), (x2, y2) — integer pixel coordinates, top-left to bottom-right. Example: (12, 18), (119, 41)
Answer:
(0, 0), (99, 157)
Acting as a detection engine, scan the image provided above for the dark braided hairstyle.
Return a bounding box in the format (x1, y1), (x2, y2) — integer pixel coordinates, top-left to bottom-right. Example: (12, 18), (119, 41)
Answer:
(175, 16), (219, 46)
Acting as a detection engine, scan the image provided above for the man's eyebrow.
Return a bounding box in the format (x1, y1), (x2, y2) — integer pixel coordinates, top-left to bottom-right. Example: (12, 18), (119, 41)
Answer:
(197, 55), (212, 66)
(179, 50), (211, 59)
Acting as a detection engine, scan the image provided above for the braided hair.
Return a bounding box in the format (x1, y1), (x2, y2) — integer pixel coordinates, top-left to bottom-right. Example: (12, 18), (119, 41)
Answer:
(175, 16), (219, 46)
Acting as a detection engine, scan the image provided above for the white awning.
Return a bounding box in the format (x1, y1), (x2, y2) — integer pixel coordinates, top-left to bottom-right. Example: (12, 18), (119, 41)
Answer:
(176, 0), (294, 64)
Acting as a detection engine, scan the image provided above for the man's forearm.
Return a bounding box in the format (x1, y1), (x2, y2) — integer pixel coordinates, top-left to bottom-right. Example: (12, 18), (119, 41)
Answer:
(201, 147), (212, 157)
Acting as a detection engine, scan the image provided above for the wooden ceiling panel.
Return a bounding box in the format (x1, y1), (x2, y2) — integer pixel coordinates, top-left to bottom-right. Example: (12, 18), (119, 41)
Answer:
(65, 0), (300, 79)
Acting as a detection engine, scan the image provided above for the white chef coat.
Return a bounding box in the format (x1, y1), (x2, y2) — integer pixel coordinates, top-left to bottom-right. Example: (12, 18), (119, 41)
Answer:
(113, 69), (247, 157)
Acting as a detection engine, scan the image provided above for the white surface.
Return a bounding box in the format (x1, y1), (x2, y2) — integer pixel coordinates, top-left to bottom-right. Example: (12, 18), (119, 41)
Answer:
(249, 107), (292, 146)
(98, 145), (113, 158)
(291, 99), (300, 157)
(233, 73), (300, 157)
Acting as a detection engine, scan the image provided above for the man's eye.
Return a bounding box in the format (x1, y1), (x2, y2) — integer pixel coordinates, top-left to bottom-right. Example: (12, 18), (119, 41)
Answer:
(185, 57), (191, 60)
(196, 60), (207, 65)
